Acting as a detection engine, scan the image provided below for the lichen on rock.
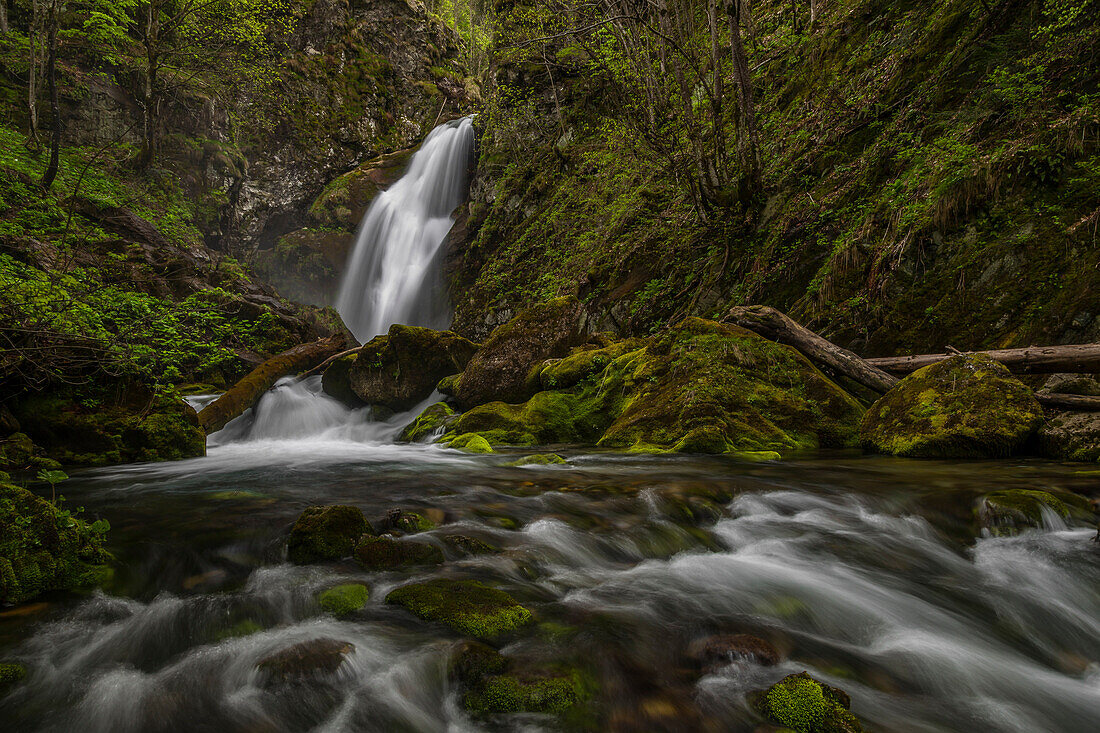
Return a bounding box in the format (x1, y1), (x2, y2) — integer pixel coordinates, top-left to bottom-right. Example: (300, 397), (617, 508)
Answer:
(860, 354), (1043, 458)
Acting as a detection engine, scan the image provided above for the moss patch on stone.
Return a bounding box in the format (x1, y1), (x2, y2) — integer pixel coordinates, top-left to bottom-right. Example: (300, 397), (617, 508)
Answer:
(0, 662), (27, 691)
(398, 402), (455, 442)
(0, 483), (111, 605)
(447, 433), (494, 453)
(465, 669), (586, 714)
(385, 578), (534, 639)
(354, 536), (443, 570)
(317, 583), (370, 617)
(507, 453), (567, 466)
(286, 505), (372, 564)
(753, 672), (863, 733)
(860, 354), (1043, 458)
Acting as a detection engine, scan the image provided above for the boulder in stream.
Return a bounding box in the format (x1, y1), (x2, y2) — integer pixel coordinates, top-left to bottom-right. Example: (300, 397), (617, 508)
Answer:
(286, 505), (372, 564)
(317, 583), (370, 617)
(751, 671), (863, 733)
(346, 325), (479, 411)
(686, 633), (781, 670)
(353, 535), (443, 570)
(385, 578), (534, 639)
(860, 354), (1043, 458)
(977, 488), (1094, 535)
(397, 402), (455, 442)
(256, 638), (354, 685)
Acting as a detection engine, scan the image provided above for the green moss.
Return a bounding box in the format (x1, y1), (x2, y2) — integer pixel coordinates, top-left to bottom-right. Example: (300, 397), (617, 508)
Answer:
(213, 619), (264, 641)
(353, 536), (443, 570)
(389, 510), (436, 533)
(506, 453), (567, 466)
(0, 662), (27, 691)
(447, 433), (495, 453)
(317, 583), (370, 617)
(465, 670), (586, 714)
(398, 402), (455, 442)
(286, 505), (372, 564)
(861, 355), (1044, 458)
(0, 483), (111, 605)
(978, 488), (1094, 534)
(385, 579), (534, 639)
(754, 672), (863, 733)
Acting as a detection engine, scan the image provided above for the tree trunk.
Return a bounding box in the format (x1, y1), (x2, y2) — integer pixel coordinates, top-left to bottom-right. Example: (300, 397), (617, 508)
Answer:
(728, 2), (763, 208)
(725, 305), (900, 393)
(140, 1), (159, 168)
(197, 335), (350, 434)
(27, 0), (42, 147)
(40, 0), (61, 190)
(867, 345), (1100, 375)
(0, 0), (9, 35)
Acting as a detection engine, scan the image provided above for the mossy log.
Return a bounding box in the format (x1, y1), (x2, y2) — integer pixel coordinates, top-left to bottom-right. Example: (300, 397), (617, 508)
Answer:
(725, 305), (899, 393)
(197, 335), (348, 433)
(867, 344), (1100, 375)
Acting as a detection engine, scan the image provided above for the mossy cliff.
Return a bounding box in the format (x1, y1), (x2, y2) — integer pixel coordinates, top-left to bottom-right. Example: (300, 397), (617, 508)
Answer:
(0, 482), (111, 605)
(452, 0), (1100, 358)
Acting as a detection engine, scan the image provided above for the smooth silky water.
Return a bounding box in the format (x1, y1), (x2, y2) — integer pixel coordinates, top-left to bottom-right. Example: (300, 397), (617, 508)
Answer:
(3, 115), (1098, 731)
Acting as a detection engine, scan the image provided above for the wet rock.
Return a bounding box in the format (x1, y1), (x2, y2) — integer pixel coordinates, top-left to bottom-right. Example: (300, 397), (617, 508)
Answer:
(507, 453), (567, 466)
(861, 354), (1043, 458)
(0, 662), (27, 692)
(286, 505), (372, 564)
(751, 672), (863, 733)
(977, 489), (1094, 535)
(687, 634), (781, 669)
(317, 583), (370, 617)
(0, 483), (111, 605)
(1039, 373), (1100, 397)
(442, 535), (500, 556)
(385, 578), (534, 639)
(353, 536), (443, 570)
(347, 325), (479, 411)
(1036, 410), (1100, 462)
(397, 402), (455, 442)
(447, 433), (493, 453)
(383, 508), (437, 534)
(256, 638), (354, 685)
(252, 228), (354, 308)
(320, 351), (364, 407)
(449, 640), (507, 687)
(454, 296), (589, 409)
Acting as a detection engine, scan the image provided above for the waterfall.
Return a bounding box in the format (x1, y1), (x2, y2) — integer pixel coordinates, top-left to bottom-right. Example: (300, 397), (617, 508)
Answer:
(335, 116), (475, 342)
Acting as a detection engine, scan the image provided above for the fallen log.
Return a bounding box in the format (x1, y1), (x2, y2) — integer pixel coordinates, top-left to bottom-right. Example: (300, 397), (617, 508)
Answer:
(297, 345), (364, 381)
(1035, 393), (1100, 412)
(867, 344), (1100, 376)
(725, 305), (900, 393)
(197, 334), (349, 434)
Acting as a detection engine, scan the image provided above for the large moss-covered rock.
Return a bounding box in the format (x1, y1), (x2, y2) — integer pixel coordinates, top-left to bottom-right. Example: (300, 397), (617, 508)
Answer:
(287, 505), (372, 564)
(348, 325), (480, 411)
(0, 483), (111, 605)
(752, 672), (863, 733)
(321, 352), (364, 407)
(860, 355), (1043, 458)
(0, 432), (58, 472)
(385, 579), (534, 639)
(397, 402), (455, 442)
(448, 318), (864, 454)
(454, 296), (589, 409)
(977, 489), (1095, 535)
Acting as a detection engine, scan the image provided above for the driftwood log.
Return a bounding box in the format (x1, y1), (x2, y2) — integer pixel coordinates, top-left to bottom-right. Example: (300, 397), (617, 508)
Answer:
(725, 305), (1100, 412)
(867, 344), (1100, 375)
(724, 305), (900, 393)
(197, 334), (349, 434)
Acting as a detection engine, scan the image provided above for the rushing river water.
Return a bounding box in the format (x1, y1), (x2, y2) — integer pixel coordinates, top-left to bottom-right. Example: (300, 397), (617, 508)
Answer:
(2, 438), (1098, 732)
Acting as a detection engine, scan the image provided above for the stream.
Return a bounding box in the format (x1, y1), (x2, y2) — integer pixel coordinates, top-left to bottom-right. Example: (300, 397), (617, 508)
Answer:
(1, 435), (1098, 732)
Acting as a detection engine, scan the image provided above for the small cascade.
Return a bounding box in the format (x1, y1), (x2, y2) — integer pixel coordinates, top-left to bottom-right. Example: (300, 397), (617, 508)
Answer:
(336, 116), (475, 342)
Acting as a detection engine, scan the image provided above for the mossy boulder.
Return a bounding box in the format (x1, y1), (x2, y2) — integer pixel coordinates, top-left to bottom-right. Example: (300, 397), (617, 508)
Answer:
(535, 339), (644, 391)
(752, 672), (863, 733)
(385, 578), (534, 639)
(286, 505), (372, 564)
(977, 489), (1095, 535)
(383, 508), (436, 534)
(454, 296), (589, 409)
(0, 662), (27, 692)
(0, 483), (111, 605)
(0, 432), (58, 472)
(465, 669), (587, 715)
(353, 535), (443, 570)
(308, 148), (415, 229)
(317, 583), (370, 617)
(256, 638), (354, 686)
(1035, 411), (1100, 462)
(447, 433), (494, 453)
(507, 453), (567, 466)
(348, 325), (480, 411)
(398, 402), (455, 442)
(860, 355), (1043, 458)
(321, 352), (365, 407)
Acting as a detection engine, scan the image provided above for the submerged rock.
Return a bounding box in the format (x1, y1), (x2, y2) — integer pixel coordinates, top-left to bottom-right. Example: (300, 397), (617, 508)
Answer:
(0, 483), (111, 605)
(317, 583), (370, 617)
(752, 672), (863, 732)
(256, 638), (354, 685)
(353, 535), (443, 570)
(860, 354), (1043, 458)
(686, 634), (781, 670)
(977, 488), (1094, 535)
(441, 535), (500, 556)
(398, 402), (455, 442)
(453, 296), (589, 409)
(385, 578), (534, 639)
(347, 325), (479, 411)
(286, 505), (372, 564)
(507, 453), (567, 466)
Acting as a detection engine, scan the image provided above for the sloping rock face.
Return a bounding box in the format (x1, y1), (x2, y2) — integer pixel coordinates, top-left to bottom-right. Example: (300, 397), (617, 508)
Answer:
(438, 315), (864, 455)
(860, 354), (1043, 458)
(344, 325), (480, 411)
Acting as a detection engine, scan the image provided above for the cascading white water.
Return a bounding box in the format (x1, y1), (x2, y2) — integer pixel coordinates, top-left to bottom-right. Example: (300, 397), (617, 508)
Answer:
(336, 116), (475, 342)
